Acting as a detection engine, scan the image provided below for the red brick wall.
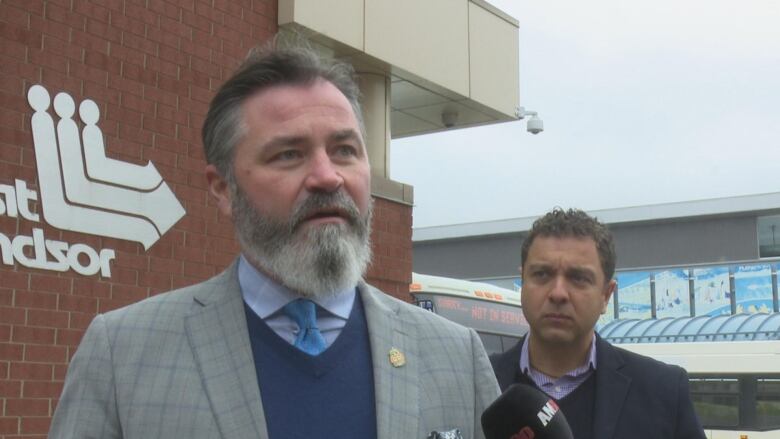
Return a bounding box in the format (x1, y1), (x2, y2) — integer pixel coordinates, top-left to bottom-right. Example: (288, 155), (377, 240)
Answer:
(367, 197), (414, 302)
(0, 1), (414, 437)
(0, 1), (274, 437)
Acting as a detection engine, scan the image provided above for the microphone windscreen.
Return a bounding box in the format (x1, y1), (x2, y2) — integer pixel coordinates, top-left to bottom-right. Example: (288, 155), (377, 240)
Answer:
(481, 383), (574, 439)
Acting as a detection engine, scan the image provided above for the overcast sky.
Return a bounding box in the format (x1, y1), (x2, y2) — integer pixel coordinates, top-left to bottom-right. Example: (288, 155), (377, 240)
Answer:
(390, 0), (780, 228)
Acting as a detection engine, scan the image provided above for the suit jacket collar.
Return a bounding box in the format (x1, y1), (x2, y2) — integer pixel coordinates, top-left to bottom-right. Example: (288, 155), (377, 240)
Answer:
(185, 261), (268, 439)
(592, 334), (631, 439)
(359, 281), (420, 439)
(494, 334), (632, 439)
(492, 335), (524, 391)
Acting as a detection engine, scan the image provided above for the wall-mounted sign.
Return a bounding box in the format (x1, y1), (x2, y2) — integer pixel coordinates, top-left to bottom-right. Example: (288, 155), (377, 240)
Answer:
(693, 266), (731, 316)
(0, 85), (186, 277)
(655, 269), (690, 318)
(616, 271), (652, 319)
(734, 263), (773, 314)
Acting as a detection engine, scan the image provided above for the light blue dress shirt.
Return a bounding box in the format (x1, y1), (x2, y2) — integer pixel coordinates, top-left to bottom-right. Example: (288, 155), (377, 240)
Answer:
(237, 255), (355, 348)
(519, 334), (597, 400)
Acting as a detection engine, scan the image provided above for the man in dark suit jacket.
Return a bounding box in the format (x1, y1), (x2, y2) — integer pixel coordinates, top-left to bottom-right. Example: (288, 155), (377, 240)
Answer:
(490, 208), (705, 439)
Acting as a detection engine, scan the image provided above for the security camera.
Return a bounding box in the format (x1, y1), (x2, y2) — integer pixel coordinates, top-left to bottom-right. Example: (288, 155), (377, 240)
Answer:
(516, 106), (544, 134)
(526, 116), (544, 135)
(441, 109), (458, 128)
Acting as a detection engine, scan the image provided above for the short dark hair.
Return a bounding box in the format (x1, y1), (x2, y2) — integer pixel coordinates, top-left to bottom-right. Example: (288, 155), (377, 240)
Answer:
(202, 36), (364, 180)
(520, 208), (616, 281)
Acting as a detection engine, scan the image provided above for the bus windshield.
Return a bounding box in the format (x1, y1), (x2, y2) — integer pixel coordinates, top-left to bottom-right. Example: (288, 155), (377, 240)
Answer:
(410, 272), (528, 354)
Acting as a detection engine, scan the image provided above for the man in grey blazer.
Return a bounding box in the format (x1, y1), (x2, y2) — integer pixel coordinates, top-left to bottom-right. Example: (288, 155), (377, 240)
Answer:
(49, 38), (499, 439)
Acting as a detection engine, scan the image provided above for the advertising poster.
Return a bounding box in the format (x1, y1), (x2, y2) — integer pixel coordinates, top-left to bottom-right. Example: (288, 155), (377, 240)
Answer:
(693, 266), (732, 316)
(597, 294), (616, 329)
(777, 263), (780, 309)
(776, 263), (780, 307)
(655, 269), (690, 318)
(616, 271), (652, 319)
(734, 264), (773, 314)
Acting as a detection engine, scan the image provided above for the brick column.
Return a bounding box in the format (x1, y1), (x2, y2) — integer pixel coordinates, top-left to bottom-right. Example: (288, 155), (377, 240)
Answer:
(366, 197), (414, 302)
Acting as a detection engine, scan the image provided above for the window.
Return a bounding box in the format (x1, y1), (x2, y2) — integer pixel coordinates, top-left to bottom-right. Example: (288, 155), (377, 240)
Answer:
(758, 215), (780, 258)
(500, 335), (521, 352)
(690, 378), (740, 428)
(689, 375), (780, 431)
(478, 333), (503, 355)
(757, 378), (780, 429)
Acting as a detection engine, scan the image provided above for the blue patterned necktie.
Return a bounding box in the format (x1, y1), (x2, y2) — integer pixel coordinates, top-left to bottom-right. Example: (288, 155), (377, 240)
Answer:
(282, 299), (327, 355)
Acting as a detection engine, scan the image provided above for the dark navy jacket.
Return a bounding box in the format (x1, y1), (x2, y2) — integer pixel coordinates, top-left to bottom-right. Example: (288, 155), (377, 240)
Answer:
(490, 335), (706, 439)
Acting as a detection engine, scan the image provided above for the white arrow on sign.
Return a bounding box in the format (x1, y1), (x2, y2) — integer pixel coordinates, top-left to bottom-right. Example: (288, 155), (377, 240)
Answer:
(28, 85), (186, 250)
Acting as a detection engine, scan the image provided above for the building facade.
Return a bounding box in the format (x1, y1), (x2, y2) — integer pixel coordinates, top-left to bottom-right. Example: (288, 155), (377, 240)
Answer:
(413, 194), (780, 326)
(0, 1), (522, 436)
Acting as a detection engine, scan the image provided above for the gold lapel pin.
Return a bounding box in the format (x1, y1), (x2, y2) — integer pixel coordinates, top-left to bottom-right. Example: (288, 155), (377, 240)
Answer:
(388, 347), (406, 368)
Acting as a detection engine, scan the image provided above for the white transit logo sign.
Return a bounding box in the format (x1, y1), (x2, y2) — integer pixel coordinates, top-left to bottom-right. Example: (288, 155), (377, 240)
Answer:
(0, 85), (186, 277)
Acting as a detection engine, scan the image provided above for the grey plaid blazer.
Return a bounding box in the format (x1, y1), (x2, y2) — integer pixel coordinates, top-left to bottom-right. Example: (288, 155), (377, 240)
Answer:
(49, 262), (499, 439)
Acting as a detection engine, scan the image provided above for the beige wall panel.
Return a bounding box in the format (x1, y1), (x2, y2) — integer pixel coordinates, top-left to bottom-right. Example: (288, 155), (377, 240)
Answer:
(468, 2), (519, 117)
(359, 73), (391, 179)
(365, 0), (470, 96)
(278, 0), (364, 51)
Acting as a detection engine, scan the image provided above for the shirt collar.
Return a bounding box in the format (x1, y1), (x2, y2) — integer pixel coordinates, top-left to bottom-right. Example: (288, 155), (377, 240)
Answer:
(519, 333), (598, 376)
(237, 255), (355, 320)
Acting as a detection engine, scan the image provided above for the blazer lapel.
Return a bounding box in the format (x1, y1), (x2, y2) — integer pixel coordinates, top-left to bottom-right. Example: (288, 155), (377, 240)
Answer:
(184, 263), (268, 439)
(360, 283), (420, 439)
(491, 336), (524, 391)
(592, 336), (630, 439)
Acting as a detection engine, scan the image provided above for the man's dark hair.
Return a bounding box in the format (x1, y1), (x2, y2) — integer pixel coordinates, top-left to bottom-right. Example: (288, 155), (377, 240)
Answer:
(202, 35), (364, 181)
(520, 208), (616, 281)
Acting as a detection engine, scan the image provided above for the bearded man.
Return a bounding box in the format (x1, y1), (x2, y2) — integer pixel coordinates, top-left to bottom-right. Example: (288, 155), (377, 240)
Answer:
(49, 39), (499, 439)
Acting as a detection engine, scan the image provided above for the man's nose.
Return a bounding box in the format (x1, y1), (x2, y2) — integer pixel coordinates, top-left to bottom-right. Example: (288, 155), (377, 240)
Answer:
(304, 150), (343, 192)
(548, 275), (570, 303)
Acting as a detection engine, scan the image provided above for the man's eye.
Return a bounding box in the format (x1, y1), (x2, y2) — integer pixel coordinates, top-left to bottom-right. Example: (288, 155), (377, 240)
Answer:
(532, 270), (549, 280)
(570, 273), (591, 285)
(273, 150), (302, 161)
(334, 144), (357, 157)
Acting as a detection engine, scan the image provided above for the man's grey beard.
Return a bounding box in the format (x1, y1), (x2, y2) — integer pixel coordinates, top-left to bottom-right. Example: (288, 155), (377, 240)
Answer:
(230, 184), (372, 299)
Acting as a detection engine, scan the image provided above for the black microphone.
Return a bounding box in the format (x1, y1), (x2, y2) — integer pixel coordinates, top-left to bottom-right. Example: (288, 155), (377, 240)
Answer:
(482, 383), (574, 439)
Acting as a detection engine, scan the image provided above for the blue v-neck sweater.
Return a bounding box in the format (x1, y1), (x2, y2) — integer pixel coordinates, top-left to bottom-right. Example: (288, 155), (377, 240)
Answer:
(243, 293), (377, 439)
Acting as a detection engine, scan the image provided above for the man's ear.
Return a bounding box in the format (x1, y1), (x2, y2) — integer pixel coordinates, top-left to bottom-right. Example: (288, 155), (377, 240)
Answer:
(205, 164), (233, 218)
(602, 279), (617, 314)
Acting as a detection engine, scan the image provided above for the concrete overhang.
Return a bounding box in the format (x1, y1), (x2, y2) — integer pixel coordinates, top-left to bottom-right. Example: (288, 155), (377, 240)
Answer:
(278, 0), (520, 138)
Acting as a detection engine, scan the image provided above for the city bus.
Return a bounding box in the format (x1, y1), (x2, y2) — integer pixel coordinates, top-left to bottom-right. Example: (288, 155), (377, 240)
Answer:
(409, 272), (528, 354)
(600, 314), (780, 439)
(617, 340), (780, 439)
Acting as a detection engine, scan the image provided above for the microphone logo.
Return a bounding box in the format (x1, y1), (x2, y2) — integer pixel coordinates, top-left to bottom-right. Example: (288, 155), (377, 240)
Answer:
(481, 383), (573, 439)
(536, 399), (560, 427)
